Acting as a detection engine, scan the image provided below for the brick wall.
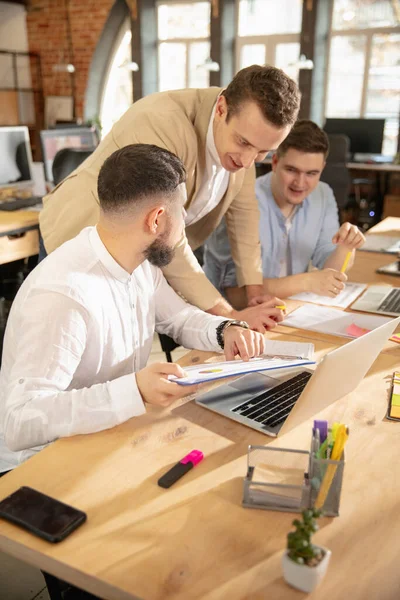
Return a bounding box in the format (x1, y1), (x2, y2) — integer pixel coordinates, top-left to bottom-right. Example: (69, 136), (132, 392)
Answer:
(26, 0), (114, 120)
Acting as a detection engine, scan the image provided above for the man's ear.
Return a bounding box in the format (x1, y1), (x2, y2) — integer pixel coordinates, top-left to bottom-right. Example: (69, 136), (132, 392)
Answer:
(271, 153), (279, 171)
(215, 95), (228, 120)
(145, 206), (165, 235)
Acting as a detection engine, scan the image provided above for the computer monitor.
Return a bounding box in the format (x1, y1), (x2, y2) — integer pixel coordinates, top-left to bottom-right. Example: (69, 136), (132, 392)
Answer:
(323, 118), (385, 155)
(40, 127), (98, 182)
(0, 126), (34, 190)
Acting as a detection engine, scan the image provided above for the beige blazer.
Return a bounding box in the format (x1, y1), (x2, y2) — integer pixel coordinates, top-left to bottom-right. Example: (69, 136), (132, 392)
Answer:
(40, 88), (262, 310)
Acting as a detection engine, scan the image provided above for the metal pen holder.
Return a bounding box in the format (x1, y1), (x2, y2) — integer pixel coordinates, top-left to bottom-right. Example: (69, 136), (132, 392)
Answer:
(242, 433), (345, 517)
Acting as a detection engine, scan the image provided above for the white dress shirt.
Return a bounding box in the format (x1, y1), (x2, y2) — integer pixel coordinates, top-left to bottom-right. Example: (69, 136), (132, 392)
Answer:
(0, 227), (225, 472)
(184, 103), (230, 226)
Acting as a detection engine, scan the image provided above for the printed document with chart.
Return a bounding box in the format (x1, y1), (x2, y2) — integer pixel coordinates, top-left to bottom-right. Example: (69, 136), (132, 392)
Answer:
(170, 339), (315, 386)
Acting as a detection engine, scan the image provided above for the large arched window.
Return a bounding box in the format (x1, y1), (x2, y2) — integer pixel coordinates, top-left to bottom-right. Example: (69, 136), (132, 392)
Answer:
(99, 18), (133, 137)
(84, 0), (132, 137)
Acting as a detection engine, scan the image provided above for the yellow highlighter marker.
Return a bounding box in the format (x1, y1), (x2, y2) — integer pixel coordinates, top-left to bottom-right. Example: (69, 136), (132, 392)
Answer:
(340, 251), (352, 273)
(275, 305), (286, 310)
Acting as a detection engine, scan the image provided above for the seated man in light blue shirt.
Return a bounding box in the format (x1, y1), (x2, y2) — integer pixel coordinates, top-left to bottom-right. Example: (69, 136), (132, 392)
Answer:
(203, 120), (365, 308)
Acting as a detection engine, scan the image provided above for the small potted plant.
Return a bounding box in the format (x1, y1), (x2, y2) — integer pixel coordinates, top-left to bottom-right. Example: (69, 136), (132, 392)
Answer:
(282, 508), (331, 593)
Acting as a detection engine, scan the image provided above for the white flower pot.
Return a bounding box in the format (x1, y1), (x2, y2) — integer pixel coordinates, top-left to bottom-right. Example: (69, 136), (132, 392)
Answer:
(282, 547), (331, 593)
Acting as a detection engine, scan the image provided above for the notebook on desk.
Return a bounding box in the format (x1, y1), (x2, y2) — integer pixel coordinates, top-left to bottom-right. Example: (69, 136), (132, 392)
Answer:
(195, 317), (400, 438)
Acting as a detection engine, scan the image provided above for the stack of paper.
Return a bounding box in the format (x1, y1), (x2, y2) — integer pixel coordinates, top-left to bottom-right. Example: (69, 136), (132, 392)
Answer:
(282, 304), (393, 338)
(289, 282), (367, 309)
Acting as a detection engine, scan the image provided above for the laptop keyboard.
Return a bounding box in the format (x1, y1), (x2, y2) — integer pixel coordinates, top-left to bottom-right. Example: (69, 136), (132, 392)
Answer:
(231, 371), (312, 429)
(378, 288), (400, 314)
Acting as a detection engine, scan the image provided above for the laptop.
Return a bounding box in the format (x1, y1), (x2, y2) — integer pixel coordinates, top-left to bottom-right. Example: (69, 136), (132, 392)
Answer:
(351, 285), (400, 316)
(195, 317), (400, 437)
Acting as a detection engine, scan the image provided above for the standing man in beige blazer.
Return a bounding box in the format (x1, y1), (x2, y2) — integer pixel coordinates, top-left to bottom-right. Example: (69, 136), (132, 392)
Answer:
(40, 65), (300, 331)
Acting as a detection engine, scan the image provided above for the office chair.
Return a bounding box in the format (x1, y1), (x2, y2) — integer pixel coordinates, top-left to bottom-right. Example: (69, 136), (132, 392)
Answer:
(52, 148), (94, 186)
(15, 142), (31, 181)
(322, 134), (379, 229)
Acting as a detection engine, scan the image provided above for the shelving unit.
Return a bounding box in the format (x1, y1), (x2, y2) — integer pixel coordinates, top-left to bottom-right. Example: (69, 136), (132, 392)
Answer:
(0, 49), (44, 160)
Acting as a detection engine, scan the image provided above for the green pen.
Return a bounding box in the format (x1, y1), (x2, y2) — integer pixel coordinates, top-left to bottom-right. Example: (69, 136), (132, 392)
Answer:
(326, 429), (334, 460)
(317, 438), (328, 460)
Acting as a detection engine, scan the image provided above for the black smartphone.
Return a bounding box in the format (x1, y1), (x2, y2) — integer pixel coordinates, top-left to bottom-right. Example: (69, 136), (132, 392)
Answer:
(0, 486), (87, 543)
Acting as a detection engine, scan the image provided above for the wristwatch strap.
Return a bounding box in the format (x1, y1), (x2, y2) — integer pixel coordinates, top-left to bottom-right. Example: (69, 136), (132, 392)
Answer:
(216, 319), (250, 350)
(216, 320), (231, 350)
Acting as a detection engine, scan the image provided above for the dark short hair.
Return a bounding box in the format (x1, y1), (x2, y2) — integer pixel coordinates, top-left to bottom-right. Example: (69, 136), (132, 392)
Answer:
(97, 144), (186, 213)
(276, 120), (329, 158)
(221, 64), (300, 128)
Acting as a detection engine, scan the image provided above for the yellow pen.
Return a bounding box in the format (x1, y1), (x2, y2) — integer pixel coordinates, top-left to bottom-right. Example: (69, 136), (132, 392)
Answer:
(331, 425), (348, 460)
(340, 251), (352, 273)
(275, 305), (286, 310)
(331, 422), (341, 441)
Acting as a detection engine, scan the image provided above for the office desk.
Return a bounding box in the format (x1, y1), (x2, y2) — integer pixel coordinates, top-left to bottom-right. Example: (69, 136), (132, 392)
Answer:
(0, 340), (398, 600)
(347, 162), (400, 173)
(0, 208), (39, 265)
(0, 218), (399, 600)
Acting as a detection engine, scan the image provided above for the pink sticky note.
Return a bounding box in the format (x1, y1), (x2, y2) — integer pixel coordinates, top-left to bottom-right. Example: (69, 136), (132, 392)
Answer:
(346, 323), (371, 338)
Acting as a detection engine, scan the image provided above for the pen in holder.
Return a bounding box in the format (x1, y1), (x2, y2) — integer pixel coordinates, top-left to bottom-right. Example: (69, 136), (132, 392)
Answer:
(242, 431), (345, 517)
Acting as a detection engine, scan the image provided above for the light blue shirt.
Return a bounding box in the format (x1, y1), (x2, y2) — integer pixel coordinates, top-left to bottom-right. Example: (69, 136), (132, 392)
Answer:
(203, 172), (340, 292)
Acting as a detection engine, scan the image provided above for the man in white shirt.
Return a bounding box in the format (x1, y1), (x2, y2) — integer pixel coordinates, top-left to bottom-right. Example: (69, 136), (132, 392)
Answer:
(0, 144), (265, 473)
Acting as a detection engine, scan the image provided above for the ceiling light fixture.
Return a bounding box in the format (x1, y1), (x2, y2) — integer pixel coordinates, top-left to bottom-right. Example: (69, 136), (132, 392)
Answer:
(197, 57), (220, 72)
(288, 54), (314, 71)
(119, 60), (139, 72)
(52, 63), (75, 73)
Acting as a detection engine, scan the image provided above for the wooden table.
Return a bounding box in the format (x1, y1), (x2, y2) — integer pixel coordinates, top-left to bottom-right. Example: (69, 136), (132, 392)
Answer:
(0, 219), (399, 600)
(0, 208), (39, 265)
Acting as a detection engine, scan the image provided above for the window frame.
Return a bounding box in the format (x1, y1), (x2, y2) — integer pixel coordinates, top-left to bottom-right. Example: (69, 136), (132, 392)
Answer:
(156, 0), (211, 91)
(324, 3), (400, 122)
(234, 0), (300, 73)
(235, 33), (301, 72)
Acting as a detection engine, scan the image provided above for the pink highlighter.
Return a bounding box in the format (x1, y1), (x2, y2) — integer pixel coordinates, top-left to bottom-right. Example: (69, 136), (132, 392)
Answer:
(157, 450), (204, 489)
